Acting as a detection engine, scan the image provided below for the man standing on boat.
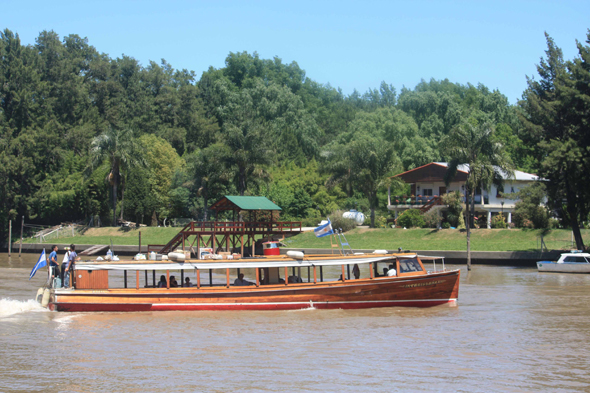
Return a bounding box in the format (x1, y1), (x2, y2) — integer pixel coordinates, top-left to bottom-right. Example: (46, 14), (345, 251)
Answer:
(48, 245), (60, 282)
(63, 244), (80, 288)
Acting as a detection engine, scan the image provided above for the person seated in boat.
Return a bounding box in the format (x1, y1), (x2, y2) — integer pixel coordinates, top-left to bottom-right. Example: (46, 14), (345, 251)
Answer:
(234, 273), (254, 286)
(288, 275), (302, 283)
(352, 264), (360, 279)
(184, 277), (193, 287)
(157, 275), (167, 288)
(386, 264), (397, 277)
(170, 276), (179, 287)
(383, 267), (389, 276)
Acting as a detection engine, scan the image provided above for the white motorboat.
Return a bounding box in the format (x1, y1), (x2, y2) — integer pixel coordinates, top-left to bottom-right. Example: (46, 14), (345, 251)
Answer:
(537, 251), (590, 273)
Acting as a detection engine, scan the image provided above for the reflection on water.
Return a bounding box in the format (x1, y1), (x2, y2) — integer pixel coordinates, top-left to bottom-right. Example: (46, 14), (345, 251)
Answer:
(1, 254), (590, 392)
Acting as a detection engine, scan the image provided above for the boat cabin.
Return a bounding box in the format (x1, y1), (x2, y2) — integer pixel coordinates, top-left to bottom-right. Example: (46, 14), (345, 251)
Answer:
(72, 253), (438, 291)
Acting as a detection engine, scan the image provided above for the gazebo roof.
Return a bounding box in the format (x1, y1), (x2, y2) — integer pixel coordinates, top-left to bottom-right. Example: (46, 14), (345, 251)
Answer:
(209, 196), (282, 212)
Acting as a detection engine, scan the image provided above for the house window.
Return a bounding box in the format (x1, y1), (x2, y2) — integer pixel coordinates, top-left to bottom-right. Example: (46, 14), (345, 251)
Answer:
(422, 189), (433, 196)
(496, 184), (504, 198)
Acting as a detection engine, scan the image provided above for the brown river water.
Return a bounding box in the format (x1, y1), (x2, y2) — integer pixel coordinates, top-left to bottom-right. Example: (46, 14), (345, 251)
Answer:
(1, 253), (590, 392)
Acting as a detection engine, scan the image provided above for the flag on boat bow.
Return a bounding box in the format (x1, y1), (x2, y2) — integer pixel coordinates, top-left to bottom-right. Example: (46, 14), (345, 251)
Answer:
(29, 249), (47, 280)
(314, 219), (334, 238)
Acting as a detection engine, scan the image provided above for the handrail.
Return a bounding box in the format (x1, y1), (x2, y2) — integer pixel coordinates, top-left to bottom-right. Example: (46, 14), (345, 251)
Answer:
(177, 221), (302, 233)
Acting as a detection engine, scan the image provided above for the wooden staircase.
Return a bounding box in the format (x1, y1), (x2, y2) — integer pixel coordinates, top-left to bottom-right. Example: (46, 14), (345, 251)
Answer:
(419, 196), (443, 213)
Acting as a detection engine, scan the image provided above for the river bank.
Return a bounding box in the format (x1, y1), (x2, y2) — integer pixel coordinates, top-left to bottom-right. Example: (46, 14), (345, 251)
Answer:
(12, 226), (587, 252)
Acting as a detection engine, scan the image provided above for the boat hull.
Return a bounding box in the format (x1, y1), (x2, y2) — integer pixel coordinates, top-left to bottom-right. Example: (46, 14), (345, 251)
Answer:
(537, 262), (590, 273)
(50, 270), (460, 312)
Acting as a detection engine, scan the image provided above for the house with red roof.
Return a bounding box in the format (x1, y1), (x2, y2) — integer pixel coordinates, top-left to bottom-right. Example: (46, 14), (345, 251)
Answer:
(387, 162), (542, 228)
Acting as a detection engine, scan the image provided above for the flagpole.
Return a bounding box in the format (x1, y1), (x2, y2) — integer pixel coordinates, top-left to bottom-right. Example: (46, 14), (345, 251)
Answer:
(8, 220), (11, 256)
(19, 215), (23, 257)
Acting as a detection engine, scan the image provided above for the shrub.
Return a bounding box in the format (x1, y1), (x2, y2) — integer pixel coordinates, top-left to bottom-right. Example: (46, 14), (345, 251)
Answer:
(328, 210), (357, 232)
(512, 183), (550, 228)
(476, 215), (488, 228)
(491, 213), (507, 229)
(397, 209), (425, 228)
(457, 211), (466, 230)
(442, 222), (451, 229)
(374, 214), (388, 228)
(442, 191), (463, 227)
(301, 217), (321, 227)
(423, 209), (441, 228)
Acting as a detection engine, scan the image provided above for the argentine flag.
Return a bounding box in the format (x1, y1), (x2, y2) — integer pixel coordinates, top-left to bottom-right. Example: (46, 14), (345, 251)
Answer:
(314, 219), (334, 238)
(29, 249), (47, 280)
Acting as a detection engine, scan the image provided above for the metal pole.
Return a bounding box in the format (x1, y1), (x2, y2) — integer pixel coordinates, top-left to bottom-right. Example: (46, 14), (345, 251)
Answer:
(8, 220), (11, 256)
(18, 215), (24, 257)
(139, 231), (141, 253)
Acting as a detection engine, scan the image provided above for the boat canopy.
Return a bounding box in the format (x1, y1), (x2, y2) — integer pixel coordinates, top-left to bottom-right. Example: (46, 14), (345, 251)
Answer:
(75, 255), (410, 271)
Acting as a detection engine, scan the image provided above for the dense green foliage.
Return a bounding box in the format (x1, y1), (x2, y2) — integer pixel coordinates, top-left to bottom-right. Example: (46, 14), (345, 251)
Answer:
(397, 209), (425, 229)
(1, 27), (589, 243)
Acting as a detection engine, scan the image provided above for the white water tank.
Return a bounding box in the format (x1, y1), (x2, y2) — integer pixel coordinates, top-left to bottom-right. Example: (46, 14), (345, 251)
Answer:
(342, 209), (365, 225)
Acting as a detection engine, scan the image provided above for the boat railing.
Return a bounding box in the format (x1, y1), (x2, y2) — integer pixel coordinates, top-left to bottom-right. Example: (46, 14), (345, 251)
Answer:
(418, 256), (446, 273)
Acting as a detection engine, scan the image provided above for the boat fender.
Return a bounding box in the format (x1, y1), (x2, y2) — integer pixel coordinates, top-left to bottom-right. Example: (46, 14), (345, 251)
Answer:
(286, 251), (305, 260)
(168, 252), (186, 262)
(41, 288), (51, 308)
(373, 250), (388, 254)
(36, 288), (44, 303)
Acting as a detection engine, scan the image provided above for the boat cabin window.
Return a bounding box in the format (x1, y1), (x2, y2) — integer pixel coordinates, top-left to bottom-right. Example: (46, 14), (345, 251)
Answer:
(398, 258), (423, 273)
(563, 256), (589, 263)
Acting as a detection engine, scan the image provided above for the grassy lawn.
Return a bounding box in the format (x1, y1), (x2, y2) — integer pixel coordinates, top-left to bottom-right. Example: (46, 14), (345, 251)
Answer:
(25, 226), (590, 252)
(284, 228), (590, 252)
(25, 227), (182, 246)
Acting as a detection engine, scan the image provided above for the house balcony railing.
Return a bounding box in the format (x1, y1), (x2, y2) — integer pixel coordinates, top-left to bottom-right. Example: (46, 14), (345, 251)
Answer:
(391, 195), (442, 206)
(390, 195), (489, 207)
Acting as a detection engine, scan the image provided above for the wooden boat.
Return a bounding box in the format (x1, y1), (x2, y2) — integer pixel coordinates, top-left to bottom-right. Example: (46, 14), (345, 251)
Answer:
(45, 251), (460, 312)
(537, 251), (590, 273)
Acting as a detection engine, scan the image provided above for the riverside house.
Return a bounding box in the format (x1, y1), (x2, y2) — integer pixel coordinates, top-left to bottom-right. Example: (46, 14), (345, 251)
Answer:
(387, 162), (542, 228)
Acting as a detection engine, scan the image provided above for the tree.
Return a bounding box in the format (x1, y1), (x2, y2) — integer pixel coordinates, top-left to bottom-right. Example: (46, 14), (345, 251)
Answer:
(139, 134), (184, 223)
(443, 118), (513, 270)
(519, 32), (590, 250)
(90, 127), (145, 225)
(325, 137), (396, 227)
(187, 144), (231, 221)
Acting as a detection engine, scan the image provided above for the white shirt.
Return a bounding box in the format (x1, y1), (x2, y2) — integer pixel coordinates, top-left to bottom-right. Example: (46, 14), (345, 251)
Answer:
(387, 269), (397, 277)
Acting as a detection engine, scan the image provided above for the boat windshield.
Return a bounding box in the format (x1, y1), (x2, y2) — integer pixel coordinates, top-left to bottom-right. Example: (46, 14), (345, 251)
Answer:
(399, 258), (423, 273)
(563, 256), (589, 263)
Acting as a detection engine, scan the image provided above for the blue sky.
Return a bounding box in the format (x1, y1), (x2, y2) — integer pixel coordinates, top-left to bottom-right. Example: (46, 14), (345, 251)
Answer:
(2, 0), (589, 103)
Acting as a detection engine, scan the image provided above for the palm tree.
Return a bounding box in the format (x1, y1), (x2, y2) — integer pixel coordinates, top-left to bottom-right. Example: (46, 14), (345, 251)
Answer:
(90, 127), (146, 226)
(325, 138), (396, 228)
(443, 119), (514, 270)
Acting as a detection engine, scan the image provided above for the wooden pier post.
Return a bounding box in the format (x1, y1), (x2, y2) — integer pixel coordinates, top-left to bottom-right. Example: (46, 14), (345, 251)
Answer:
(18, 215), (23, 257)
(8, 220), (11, 256)
(138, 231), (141, 253)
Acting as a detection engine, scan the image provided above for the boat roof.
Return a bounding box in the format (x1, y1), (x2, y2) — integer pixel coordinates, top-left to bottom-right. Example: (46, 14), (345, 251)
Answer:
(76, 253), (418, 271)
(560, 253), (590, 257)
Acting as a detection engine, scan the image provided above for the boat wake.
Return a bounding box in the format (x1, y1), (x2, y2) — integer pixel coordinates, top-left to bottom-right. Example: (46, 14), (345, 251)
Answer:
(0, 298), (48, 318)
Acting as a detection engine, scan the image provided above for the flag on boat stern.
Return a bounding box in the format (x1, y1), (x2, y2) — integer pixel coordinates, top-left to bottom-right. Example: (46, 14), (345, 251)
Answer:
(29, 249), (47, 280)
(314, 219), (334, 238)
